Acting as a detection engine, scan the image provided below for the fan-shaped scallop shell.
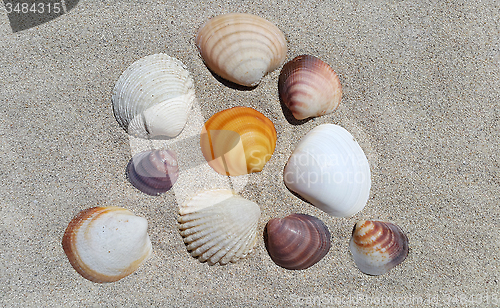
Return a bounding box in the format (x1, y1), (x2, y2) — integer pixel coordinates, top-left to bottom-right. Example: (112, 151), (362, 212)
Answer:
(264, 213), (331, 270)
(127, 149), (179, 195)
(283, 124), (371, 217)
(196, 13), (287, 87)
(200, 107), (277, 176)
(349, 220), (409, 276)
(62, 207), (152, 283)
(279, 55), (342, 120)
(112, 54), (196, 139)
(178, 189), (261, 265)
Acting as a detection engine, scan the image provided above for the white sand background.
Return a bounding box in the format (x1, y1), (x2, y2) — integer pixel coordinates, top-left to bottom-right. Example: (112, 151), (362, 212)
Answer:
(0, 0), (499, 307)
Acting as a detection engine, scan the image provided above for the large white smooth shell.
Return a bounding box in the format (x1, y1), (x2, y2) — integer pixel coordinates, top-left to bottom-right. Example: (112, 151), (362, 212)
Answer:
(62, 207), (152, 283)
(112, 54), (196, 139)
(283, 124), (371, 217)
(178, 189), (261, 265)
(196, 13), (287, 87)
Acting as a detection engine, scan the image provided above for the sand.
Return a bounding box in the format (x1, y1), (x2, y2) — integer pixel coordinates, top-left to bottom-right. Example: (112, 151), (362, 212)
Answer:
(0, 0), (499, 307)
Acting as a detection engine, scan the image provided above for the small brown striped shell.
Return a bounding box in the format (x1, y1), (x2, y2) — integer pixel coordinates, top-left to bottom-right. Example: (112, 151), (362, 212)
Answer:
(200, 106), (277, 176)
(127, 149), (179, 195)
(264, 213), (331, 270)
(279, 55), (342, 120)
(349, 220), (409, 275)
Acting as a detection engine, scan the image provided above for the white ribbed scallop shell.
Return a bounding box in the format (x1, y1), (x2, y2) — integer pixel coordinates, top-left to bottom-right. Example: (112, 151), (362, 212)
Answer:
(112, 54), (196, 139)
(283, 124), (371, 217)
(196, 13), (287, 87)
(62, 207), (152, 283)
(178, 189), (261, 265)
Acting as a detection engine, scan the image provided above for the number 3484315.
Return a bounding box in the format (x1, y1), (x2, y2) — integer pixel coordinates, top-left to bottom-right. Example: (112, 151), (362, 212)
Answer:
(5, 3), (62, 14)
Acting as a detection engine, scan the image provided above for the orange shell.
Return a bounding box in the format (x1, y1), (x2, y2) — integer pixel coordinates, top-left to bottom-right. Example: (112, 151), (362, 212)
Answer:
(200, 107), (277, 176)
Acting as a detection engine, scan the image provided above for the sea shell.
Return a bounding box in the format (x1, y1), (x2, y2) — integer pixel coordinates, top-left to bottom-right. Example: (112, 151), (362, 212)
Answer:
(62, 207), (152, 283)
(178, 189), (261, 265)
(112, 54), (196, 139)
(127, 149), (179, 195)
(200, 107), (277, 176)
(196, 13), (287, 87)
(264, 213), (331, 270)
(349, 220), (409, 275)
(279, 55), (342, 120)
(283, 124), (371, 217)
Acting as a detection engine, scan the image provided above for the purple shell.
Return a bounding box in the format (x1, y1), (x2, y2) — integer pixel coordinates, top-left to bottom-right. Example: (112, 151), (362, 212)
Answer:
(127, 149), (179, 196)
(264, 213), (331, 270)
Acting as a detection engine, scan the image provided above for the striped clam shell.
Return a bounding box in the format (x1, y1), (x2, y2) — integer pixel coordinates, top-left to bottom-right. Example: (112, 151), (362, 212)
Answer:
(264, 213), (331, 270)
(349, 220), (409, 275)
(127, 149), (179, 196)
(196, 13), (287, 87)
(279, 55), (342, 120)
